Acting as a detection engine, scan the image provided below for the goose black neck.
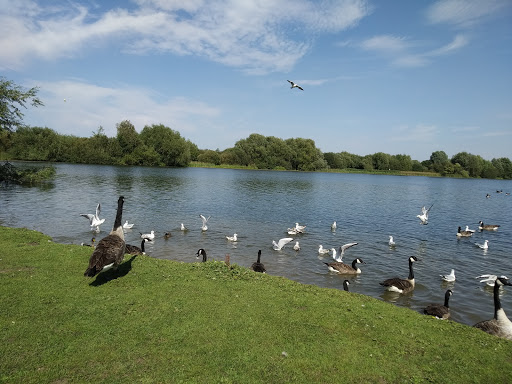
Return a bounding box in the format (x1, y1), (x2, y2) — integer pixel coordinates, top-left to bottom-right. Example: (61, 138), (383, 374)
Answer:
(257, 250), (262, 263)
(408, 259), (415, 280)
(351, 259), (358, 269)
(113, 196), (124, 230)
(494, 282), (503, 318)
(140, 239), (145, 252)
(202, 250), (207, 262)
(444, 292), (451, 308)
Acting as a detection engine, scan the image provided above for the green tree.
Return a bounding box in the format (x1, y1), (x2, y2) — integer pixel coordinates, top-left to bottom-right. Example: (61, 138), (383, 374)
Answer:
(1, 77), (44, 132)
(140, 124), (190, 167)
(197, 149), (221, 165)
(372, 152), (390, 170)
(430, 151), (449, 173)
(116, 120), (141, 154)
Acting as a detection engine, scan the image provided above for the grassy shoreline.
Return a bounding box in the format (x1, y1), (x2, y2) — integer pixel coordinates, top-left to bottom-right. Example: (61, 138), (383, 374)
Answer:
(1, 226), (511, 383)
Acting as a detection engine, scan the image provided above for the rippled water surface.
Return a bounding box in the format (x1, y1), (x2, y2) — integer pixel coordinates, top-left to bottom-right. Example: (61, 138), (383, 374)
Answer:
(2, 162), (512, 326)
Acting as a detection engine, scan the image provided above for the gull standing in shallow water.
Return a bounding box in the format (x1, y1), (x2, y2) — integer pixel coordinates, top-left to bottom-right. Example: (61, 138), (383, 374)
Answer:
(80, 203), (105, 232)
(273, 238), (293, 251)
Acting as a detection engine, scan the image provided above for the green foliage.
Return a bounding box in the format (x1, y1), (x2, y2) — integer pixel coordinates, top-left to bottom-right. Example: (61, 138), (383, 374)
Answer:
(197, 149), (221, 165)
(140, 124), (191, 167)
(0, 161), (55, 185)
(0, 77), (44, 132)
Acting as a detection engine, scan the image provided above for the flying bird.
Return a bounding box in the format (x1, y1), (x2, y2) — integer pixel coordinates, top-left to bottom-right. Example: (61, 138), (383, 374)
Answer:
(417, 204), (433, 225)
(287, 80), (304, 91)
(200, 214), (211, 231)
(80, 203), (105, 232)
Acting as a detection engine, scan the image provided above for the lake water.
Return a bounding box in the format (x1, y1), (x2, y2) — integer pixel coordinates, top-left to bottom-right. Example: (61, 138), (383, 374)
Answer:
(2, 162), (512, 327)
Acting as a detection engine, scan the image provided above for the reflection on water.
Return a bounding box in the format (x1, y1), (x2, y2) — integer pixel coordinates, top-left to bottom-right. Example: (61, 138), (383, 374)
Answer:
(1, 162), (512, 327)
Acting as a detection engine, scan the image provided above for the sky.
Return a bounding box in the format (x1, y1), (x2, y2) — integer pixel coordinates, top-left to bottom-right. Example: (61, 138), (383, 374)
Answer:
(1, 0), (511, 162)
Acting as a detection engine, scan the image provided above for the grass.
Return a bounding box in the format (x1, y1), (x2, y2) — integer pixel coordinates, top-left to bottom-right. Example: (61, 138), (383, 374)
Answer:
(1, 226), (511, 383)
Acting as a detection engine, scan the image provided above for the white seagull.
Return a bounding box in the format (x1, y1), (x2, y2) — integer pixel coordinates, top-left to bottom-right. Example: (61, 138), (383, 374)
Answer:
(331, 221), (337, 231)
(80, 203), (105, 232)
(476, 274), (509, 287)
(295, 223), (306, 233)
(287, 80), (304, 91)
(417, 204), (433, 225)
(464, 225), (476, 233)
(200, 214), (211, 231)
(226, 233), (238, 242)
(273, 237), (294, 251)
(123, 220), (134, 229)
(140, 230), (155, 241)
(180, 223), (188, 231)
(388, 236), (395, 246)
(318, 245), (330, 255)
(293, 241), (300, 251)
(475, 240), (489, 250)
(440, 269), (456, 282)
(335, 242), (358, 262)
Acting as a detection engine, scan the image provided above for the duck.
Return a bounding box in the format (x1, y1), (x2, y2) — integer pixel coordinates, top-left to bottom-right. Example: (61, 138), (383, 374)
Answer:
(380, 256), (419, 293)
(196, 248), (207, 262)
(318, 245), (330, 255)
(226, 233), (238, 242)
(478, 221), (500, 231)
(473, 276), (512, 340)
(343, 280), (350, 292)
(388, 236), (395, 246)
(125, 238), (148, 255)
(416, 204), (433, 225)
(486, 193), (491, 198)
(140, 230), (155, 241)
(272, 237), (293, 251)
(122, 220), (134, 229)
(80, 203), (105, 232)
(440, 269), (456, 282)
(81, 237), (96, 247)
(287, 80), (304, 91)
(423, 290), (453, 319)
(331, 221), (337, 231)
(164, 232), (172, 239)
(251, 250), (266, 273)
(293, 241), (300, 251)
(456, 226), (473, 237)
(325, 258), (365, 274)
(200, 214), (211, 231)
(84, 196), (126, 277)
(475, 240), (489, 250)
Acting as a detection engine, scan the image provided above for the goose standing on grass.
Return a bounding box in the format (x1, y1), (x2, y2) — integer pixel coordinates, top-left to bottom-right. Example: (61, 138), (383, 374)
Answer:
(416, 204), (433, 225)
(125, 238), (148, 255)
(196, 248), (207, 262)
(478, 221), (500, 231)
(343, 280), (350, 292)
(80, 203), (105, 232)
(475, 240), (489, 250)
(226, 233), (238, 242)
(473, 276), (512, 340)
(251, 250), (266, 273)
(287, 80), (304, 91)
(140, 230), (155, 241)
(457, 226), (473, 237)
(293, 241), (300, 251)
(325, 258), (365, 274)
(380, 256), (420, 293)
(84, 196), (126, 277)
(440, 269), (456, 282)
(272, 237), (293, 251)
(318, 245), (330, 255)
(123, 220), (134, 229)
(388, 236), (395, 246)
(200, 215), (211, 231)
(424, 290), (453, 319)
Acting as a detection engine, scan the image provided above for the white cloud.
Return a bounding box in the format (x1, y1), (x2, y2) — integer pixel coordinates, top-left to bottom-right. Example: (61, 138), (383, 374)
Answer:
(426, 0), (510, 27)
(0, 0), (371, 73)
(389, 124), (438, 142)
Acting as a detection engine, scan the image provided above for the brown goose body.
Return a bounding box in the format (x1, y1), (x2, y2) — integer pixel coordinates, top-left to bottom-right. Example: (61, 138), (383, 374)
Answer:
(456, 226), (473, 237)
(478, 221), (500, 231)
(325, 258), (365, 275)
(251, 250), (266, 273)
(84, 196), (126, 277)
(125, 238), (147, 255)
(424, 290), (452, 319)
(380, 256), (419, 293)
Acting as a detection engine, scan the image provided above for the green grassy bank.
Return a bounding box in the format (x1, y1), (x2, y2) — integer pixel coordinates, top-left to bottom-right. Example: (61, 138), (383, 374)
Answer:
(1, 226), (511, 383)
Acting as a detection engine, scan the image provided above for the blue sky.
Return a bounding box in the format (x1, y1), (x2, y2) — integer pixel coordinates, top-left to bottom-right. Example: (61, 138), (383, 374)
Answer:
(1, 0), (511, 161)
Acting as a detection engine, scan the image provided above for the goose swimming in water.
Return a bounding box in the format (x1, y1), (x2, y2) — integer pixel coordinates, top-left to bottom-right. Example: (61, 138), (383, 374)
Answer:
(84, 196), (126, 277)
(125, 238), (148, 255)
(251, 250), (266, 273)
(440, 269), (456, 282)
(80, 203), (105, 232)
(456, 226), (473, 237)
(287, 80), (304, 91)
(475, 240), (489, 250)
(424, 290), (453, 319)
(478, 221), (500, 231)
(325, 258), (365, 275)
(140, 230), (155, 241)
(473, 276), (512, 340)
(123, 220), (134, 229)
(416, 204), (433, 225)
(273, 238), (293, 251)
(200, 215), (211, 231)
(380, 256), (420, 293)
(196, 248), (207, 262)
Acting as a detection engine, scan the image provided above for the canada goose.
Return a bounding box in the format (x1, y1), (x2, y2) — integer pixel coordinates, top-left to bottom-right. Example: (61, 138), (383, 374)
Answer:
(122, 220), (134, 229)
(125, 238), (148, 255)
(475, 240), (489, 250)
(380, 256), (419, 293)
(388, 236), (395, 246)
(293, 241), (300, 251)
(343, 280), (350, 292)
(331, 221), (337, 231)
(287, 80), (304, 91)
(196, 248), (207, 262)
(424, 290), (453, 319)
(457, 226), (473, 237)
(199, 214), (211, 231)
(272, 237), (293, 251)
(478, 221), (500, 231)
(416, 204), (433, 225)
(440, 269), (456, 282)
(140, 230), (155, 241)
(473, 276), (512, 340)
(318, 245), (330, 255)
(325, 258), (365, 274)
(84, 196), (126, 277)
(226, 233), (238, 242)
(251, 250), (266, 273)
(80, 203), (105, 232)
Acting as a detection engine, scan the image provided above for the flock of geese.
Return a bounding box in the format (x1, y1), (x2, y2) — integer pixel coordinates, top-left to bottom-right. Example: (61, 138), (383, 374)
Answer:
(81, 197), (512, 341)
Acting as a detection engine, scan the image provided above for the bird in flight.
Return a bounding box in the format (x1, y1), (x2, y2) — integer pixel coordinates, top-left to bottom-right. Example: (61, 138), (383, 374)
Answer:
(287, 80), (303, 91)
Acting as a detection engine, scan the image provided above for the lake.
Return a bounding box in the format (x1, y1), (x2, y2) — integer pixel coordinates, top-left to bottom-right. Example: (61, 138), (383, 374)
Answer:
(2, 162), (512, 327)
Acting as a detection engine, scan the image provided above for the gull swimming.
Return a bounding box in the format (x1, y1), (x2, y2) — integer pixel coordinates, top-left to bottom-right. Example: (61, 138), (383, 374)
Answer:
(140, 230), (155, 241)
(273, 237), (293, 251)
(440, 269), (456, 282)
(331, 221), (337, 231)
(293, 241), (300, 251)
(476, 274), (509, 287)
(123, 220), (134, 229)
(388, 236), (395, 246)
(318, 245), (330, 255)
(464, 225), (476, 233)
(200, 214), (211, 231)
(226, 233), (238, 242)
(287, 80), (304, 91)
(295, 223), (306, 233)
(475, 240), (489, 250)
(417, 204), (433, 225)
(80, 203), (105, 232)
(180, 223), (188, 231)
